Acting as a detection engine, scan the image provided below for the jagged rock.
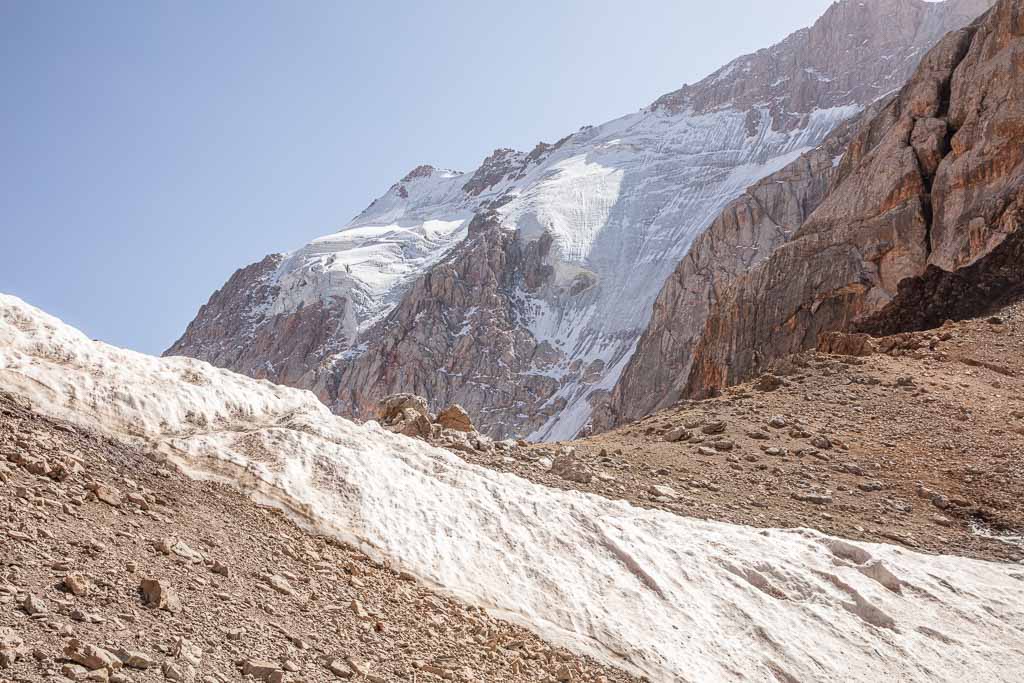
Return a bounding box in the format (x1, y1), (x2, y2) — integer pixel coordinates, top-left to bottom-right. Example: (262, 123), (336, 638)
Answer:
(639, 2), (1024, 400)
(377, 394), (433, 438)
(139, 578), (181, 613)
(437, 404), (474, 433)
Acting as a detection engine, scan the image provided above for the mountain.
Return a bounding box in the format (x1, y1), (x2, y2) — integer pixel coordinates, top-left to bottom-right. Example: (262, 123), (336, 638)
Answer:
(6, 292), (1024, 680)
(604, 0), (1020, 423)
(167, 0), (993, 440)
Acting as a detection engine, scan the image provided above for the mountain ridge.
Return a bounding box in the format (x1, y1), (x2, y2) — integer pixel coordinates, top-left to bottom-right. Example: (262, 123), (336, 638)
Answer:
(167, 0), (993, 440)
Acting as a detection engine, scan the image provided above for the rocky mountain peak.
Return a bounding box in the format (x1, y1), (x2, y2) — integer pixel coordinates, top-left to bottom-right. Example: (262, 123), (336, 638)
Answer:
(167, 0), (995, 442)
(651, 0), (994, 131)
(461, 147), (526, 196)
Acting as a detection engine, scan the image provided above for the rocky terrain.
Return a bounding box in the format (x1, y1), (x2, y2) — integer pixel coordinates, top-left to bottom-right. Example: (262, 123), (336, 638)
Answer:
(606, 0), (1022, 422)
(0, 391), (635, 683)
(167, 0), (992, 441)
(454, 301), (1024, 564)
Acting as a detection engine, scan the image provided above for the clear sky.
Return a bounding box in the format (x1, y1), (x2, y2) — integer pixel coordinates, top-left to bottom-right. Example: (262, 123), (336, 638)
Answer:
(1, 0), (834, 354)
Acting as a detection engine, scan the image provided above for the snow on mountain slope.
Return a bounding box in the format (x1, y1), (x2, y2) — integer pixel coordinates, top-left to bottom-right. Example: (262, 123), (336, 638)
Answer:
(168, 0), (994, 441)
(6, 294), (1024, 682)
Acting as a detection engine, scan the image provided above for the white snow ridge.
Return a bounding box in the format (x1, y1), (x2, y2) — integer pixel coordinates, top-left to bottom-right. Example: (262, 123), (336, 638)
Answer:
(2, 293), (1023, 682)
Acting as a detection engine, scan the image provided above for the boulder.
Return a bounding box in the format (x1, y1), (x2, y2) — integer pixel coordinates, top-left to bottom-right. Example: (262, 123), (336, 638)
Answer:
(437, 404), (474, 432)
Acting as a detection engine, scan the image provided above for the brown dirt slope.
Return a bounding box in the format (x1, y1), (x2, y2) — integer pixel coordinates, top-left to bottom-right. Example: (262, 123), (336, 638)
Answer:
(0, 393), (637, 683)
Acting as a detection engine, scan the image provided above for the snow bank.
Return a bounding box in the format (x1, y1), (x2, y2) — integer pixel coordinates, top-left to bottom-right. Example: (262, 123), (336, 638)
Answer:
(2, 293), (1023, 682)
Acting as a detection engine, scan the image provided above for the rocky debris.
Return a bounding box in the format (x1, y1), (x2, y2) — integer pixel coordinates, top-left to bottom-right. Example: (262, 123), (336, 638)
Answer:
(793, 492), (834, 506)
(663, 426), (691, 442)
(0, 391), (635, 683)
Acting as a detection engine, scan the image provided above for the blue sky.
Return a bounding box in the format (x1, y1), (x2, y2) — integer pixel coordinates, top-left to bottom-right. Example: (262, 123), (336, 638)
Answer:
(1, 0), (833, 354)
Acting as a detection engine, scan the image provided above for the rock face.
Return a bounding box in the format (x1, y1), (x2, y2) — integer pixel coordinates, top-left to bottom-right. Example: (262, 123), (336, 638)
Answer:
(610, 0), (1022, 409)
(168, 0), (991, 440)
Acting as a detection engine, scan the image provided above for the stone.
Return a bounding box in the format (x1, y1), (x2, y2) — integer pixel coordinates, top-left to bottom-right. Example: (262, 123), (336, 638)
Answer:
(810, 435), (832, 450)
(62, 663), (90, 680)
(0, 627), (24, 668)
(663, 426), (691, 442)
(549, 455), (593, 484)
(64, 573), (90, 596)
(242, 660), (285, 683)
(114, 649), (156, 670)
(327, 660), (354, 679)
(22, 593), (47, 615)
(792, 492), (832, 505)
(768, 416), (788, 429)
(753, 374), (783, 392)
(264, 573), (296, 596)
(701, 420), (726, 435)
(648, 484), (678, 500)
(377, 394), (433, 438)
(93, 484), (123, 507)
(162, 662), (191, 682)
(437, 404), (474, 432)
(140, 578), (181, 613)
(64, 640), (122, 671)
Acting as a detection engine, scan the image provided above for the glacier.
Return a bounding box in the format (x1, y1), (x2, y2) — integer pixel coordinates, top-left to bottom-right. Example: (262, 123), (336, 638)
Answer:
(4, 293), (1023, 682)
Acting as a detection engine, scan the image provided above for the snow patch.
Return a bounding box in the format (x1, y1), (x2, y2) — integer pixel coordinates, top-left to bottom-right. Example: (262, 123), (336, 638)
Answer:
(3, 294), (1023, 682)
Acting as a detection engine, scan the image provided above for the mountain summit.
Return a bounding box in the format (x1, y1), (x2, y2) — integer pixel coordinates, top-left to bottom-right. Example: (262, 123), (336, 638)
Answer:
(167, 0), (993, 440)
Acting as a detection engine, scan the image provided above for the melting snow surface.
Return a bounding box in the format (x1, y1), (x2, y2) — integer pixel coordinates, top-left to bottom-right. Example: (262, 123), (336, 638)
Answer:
(2, 294), (1023, 682)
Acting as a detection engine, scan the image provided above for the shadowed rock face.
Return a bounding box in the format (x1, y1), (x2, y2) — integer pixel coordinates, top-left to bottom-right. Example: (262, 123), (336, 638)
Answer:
(606, 0), (1021, 415)
(168, 0), (993, 441)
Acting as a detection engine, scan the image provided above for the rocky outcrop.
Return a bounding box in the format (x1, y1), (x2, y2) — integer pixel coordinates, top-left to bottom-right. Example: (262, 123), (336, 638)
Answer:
(630, 0), (1022, 402)
(169, 0), (992, 441)
(652, 0), (993, 129)
(597, 110), (872, 429)
(321, 213), (570, 439)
